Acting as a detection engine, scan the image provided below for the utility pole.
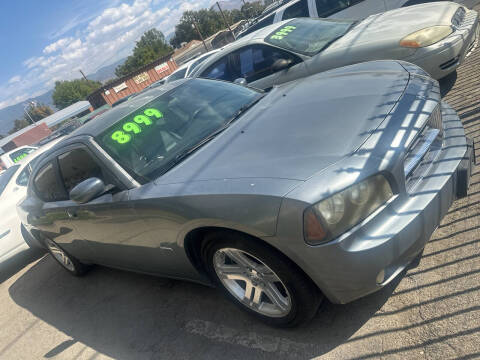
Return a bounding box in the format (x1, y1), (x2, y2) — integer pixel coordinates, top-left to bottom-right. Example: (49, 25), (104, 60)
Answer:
(192, 21), (209, 52)
(79, 69), (88, 81)
(23, 105), (35, 124)
(216, 1), (236, 40)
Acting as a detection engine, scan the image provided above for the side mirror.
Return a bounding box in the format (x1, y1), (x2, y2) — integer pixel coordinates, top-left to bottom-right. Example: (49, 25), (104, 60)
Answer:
(272, 58), (293, 72)
(69, 178), (106, 204)
(234, 78), (247, 86)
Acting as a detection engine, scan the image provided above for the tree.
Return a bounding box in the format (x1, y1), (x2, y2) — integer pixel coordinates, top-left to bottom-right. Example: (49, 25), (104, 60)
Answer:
(24, 103), (54, 122)
(169, 5), (263, 48)
(115, 29), (172, 77)
(52, 79), (102, 110)
(241, 2), (266, 19)
(8, 103), (55, 134)
(9, 119), (31, 134)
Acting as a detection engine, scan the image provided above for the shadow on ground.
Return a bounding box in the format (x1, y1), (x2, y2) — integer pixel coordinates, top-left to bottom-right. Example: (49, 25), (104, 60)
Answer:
(0, 248), (45, 284)
(5, 254), (403, 359)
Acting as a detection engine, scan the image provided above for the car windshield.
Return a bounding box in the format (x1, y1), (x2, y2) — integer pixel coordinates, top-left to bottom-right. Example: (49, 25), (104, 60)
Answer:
(0, 165), (20, 196)
(166, 68), (188, 82)
(96, 79), (262, 182)
(9, 147), (37, 163)
(265, 18), (355, 56)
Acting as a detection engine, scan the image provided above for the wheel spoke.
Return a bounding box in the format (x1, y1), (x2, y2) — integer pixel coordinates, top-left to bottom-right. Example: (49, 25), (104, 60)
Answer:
(213, 247), (291, 318)
(215, 264), (244, 275)
(244, 280), (254, 301)
(263, 283), (289, 312)
(252, 285), (263, 306)
(224, 249), (257, 269)
(257, 265), (279, 282)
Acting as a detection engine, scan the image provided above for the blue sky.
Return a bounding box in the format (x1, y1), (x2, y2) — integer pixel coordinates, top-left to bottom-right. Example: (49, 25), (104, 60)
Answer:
(0, 0), (213, 110)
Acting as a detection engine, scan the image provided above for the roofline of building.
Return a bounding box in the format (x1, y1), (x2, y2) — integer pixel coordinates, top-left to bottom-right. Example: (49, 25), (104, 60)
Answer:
(88, 51), (175, 96)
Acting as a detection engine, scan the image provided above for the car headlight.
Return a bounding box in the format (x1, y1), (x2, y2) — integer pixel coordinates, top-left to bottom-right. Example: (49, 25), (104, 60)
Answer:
(304, 174), (393, 245)
(399, 26), (453, 48)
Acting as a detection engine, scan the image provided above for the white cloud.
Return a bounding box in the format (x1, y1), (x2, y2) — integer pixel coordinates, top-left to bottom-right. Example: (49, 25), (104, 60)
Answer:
(43, 37), (74, 54)
(0, 0), (214, 110)
(8, 75), (21, 84)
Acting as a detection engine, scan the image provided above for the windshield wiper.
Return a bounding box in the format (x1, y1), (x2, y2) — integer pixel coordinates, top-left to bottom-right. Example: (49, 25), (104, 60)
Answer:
(158, 94), (265, 176)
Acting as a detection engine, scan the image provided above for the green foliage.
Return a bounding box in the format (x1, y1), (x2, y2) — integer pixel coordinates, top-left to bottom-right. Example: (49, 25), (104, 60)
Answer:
(115, 29), (172, 77)
(9, 118), (31, 134)
(8, 103), (55, 134)
(241, 2), (267, 19)
(169, 2), (266, 48)
(52, 79), (102, 110)
(25, 103), (54, 122)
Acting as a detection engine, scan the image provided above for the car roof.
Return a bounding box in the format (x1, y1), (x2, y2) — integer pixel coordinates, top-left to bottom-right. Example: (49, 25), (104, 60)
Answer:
(69, 78), (190, 139)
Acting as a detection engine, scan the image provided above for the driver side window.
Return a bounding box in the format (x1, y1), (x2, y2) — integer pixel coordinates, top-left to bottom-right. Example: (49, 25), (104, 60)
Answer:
(58, 148), (105, 194)
(235, 45), (300, 83)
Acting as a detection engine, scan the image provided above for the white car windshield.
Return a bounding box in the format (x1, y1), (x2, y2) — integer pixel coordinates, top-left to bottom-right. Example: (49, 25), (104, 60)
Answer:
(265, 18), (355, 56)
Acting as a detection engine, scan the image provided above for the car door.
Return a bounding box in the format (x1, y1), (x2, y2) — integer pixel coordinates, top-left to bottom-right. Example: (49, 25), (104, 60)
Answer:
(30, 160), (92, 259)
(53, 145), (147, 269)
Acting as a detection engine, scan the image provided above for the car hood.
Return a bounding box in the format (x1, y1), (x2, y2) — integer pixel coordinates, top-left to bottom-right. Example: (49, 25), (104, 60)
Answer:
(156, 61), (410, 184)
(333, 2), (460, 48)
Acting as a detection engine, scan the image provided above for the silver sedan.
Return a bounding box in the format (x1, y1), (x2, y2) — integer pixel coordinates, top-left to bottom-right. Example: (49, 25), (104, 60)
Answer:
(19, 62), (473, 327)
(191, 2), (479, 89)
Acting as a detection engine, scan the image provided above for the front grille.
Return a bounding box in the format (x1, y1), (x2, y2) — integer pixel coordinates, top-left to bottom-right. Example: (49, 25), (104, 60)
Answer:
(404, 105), (444, 192)
(452, 7), (466, 27)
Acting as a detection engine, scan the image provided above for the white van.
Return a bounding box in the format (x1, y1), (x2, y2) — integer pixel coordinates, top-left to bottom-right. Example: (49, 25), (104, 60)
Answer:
(238, 0), (426, 38)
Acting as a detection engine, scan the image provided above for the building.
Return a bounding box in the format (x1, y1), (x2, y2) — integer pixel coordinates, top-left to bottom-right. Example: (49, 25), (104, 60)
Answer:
(0, 101), (92, 153)
(87, 53), (177, 108)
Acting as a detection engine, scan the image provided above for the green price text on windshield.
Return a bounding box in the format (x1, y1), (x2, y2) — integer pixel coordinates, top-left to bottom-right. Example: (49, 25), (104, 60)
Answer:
(111, 108), (163, 144)
(270, 25), (296, 40)
(13, 153), (29, 163)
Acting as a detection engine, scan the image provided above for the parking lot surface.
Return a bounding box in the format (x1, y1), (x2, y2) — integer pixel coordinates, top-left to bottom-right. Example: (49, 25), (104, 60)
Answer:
(1, 12), (480, 360)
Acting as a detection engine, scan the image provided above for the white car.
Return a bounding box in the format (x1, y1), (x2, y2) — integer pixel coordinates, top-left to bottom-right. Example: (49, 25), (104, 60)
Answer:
(166, 50), (220, 83)
(0, 140), (62, 261)
(0, 145), (38, 169)
(238, 0), (428, 38)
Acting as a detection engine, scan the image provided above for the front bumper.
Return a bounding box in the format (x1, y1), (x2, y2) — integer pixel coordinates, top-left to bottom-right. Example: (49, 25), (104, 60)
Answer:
(275, 102), (472, 304)
(405, 9), (479, 79)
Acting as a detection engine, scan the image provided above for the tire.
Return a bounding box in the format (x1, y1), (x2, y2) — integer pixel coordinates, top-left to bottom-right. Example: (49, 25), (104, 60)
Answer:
(44, 238), (90, 276)
(201, 231), (322, 327)
(21, 224), (45, 251)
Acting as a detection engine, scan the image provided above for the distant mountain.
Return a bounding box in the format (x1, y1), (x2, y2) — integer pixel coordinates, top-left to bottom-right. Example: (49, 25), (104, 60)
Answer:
(0, 58), (126, 135)
(87, 57), (126, 83)
(0, 89), (55, 136)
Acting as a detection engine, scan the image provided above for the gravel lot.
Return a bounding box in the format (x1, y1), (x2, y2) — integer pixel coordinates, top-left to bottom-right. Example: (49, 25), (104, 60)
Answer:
(1, 6), (480, 360)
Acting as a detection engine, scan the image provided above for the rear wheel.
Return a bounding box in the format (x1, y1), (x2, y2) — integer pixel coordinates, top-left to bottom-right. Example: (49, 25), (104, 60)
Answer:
(202, 231), (322, 327)
(44, 238), (90, 276)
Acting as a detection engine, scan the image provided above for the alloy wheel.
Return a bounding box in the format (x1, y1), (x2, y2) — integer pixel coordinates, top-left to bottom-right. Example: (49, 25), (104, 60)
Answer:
(213, 248), (292, 318)
(45, 239), (75, 272)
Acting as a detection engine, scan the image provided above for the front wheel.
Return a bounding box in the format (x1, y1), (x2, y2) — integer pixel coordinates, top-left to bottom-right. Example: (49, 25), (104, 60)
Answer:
(202, 231), (322, 327)
(44, 238), (90, 276)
